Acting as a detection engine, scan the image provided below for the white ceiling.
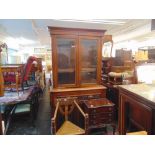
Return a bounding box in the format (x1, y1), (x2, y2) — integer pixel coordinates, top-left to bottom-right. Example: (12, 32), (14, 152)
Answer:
(0, 19), (154, 50)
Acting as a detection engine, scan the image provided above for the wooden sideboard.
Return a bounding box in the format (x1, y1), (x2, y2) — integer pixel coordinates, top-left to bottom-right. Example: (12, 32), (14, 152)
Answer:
(118, 84), (155, 135)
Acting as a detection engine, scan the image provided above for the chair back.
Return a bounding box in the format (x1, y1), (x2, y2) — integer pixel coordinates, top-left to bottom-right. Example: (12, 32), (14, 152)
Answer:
(57, 97), (76, 121)
(22, 56), (37, 82)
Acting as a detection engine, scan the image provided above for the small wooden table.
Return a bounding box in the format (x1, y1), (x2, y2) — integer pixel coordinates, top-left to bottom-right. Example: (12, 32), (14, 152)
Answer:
(83, 98), (116, 134)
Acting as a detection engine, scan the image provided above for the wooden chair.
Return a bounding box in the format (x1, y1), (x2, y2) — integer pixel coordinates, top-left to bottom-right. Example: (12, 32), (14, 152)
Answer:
(1, 56), (38, 93)
(52, 97), (89, 135)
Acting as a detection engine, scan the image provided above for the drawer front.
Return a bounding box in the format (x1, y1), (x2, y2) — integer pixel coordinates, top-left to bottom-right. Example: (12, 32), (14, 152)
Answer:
(89, 112), (113, 120)
(89, 117), (113, 126)
(89, 106), (114, 114)
(100, 118), (113, 124)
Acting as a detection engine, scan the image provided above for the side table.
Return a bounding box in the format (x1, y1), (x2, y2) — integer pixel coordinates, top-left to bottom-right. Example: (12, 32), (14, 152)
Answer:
(83, 98), (116, 134)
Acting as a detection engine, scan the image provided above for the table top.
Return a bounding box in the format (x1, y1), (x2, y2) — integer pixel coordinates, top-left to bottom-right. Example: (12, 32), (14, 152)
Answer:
(0, 87), (34, 106)
(84, 98), (114, 108)
(1, 65), (21, 68)
(50, 85), (106, 93)
(119, 84), (155, 104)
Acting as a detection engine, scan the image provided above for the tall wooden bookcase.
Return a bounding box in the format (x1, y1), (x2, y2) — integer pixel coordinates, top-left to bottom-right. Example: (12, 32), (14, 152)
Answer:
(48, 27), (107, 115)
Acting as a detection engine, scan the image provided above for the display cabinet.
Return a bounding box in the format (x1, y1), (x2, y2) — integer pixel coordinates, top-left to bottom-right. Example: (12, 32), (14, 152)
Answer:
(49, 27), (106, 88)
(48, 27), (107, 115)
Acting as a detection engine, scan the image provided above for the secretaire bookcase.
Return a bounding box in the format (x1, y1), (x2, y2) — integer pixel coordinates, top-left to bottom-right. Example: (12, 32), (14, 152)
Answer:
(48, 27), (107, 116)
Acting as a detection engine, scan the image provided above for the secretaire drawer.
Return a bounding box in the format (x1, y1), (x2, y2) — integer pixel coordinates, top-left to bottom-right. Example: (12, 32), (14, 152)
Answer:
(90, 118), (113, 125)
(89, 112), (113, 120)
(89, 106), (114, 114)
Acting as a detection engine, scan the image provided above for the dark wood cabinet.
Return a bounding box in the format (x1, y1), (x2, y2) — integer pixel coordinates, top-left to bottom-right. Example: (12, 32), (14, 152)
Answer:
(48, 27), (107, 116)
(83, 98), (115, 134)
(118, 84), (155, 135)
(0, 112), (2, 135)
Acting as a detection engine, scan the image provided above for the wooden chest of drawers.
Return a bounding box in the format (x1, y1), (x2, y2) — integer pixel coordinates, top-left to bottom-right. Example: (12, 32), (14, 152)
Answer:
(83, 98), (115, 134)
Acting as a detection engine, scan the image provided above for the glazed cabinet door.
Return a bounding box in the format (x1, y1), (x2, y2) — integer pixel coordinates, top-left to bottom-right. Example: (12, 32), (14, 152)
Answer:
(79, 37), (100, 85)
(55, 37), (77, 87)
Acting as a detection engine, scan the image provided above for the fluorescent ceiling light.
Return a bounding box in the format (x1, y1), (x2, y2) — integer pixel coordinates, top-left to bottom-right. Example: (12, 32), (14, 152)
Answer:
(54, 19), (126, 25)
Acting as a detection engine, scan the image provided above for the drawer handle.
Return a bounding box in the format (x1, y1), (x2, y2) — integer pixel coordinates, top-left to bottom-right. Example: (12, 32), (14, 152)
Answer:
(93, 109), (96, 112)
(109, 114), (112, 116)
(109, 108), (112, 111)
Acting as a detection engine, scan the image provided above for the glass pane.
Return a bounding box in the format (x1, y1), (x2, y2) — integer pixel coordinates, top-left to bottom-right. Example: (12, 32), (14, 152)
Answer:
(80, 39), (98, 84)
(57, 38), (76, 85)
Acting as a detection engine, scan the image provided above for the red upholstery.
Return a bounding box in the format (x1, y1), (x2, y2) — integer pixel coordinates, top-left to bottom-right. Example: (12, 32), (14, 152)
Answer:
(3, 56), (37, 86)
(22, 56), (37, 82)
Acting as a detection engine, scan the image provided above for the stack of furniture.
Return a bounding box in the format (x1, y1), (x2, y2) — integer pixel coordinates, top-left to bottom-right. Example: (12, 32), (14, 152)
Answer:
(101, 58), (135, 121)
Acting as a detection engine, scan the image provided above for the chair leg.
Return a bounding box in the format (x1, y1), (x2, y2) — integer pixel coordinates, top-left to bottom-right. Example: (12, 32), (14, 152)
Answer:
(4, 105), (17, 135)
(30, 100), (35, 126)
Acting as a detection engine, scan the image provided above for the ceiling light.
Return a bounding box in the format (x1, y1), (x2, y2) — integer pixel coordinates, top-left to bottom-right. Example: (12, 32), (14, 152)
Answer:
(54, 19), (126, 25)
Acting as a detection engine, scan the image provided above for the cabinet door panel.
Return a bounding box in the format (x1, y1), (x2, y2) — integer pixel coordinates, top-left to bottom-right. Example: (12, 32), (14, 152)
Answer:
(80, 39), (98, 84)
(56, 38), (76, 85)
